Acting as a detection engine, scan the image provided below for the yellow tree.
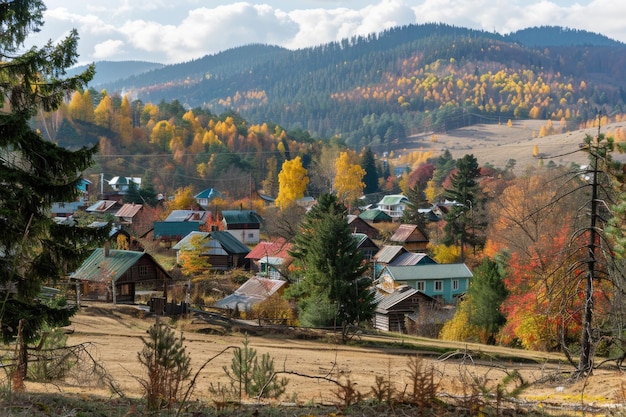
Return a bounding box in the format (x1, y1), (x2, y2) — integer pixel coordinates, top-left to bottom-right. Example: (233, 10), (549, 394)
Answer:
(94, 93), (113, 129)
(150, 120), (175, 151)
(117, 95), (133, 146)
(164, 186), (197, 217)
(178, 234), (212, 276)
(334, 151), (365, 208)
(276, 156), (309, 210)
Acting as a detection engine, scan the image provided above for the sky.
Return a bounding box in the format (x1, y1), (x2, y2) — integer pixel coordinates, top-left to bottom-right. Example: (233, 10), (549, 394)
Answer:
(25, 0), (625, 65)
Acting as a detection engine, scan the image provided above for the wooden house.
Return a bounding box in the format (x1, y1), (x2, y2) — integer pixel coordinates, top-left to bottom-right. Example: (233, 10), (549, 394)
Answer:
(389, 224), (429, 252)
(71, 247), (172, 304)
(347, 214), (379, 238)
(374, 286), (434, 333)
(173, 230), (250, 270)
(353, 233), (379, 260)
(358, 208), (392, 224)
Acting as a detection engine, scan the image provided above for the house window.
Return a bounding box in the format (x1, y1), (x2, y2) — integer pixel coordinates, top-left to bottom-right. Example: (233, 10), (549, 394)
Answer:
(247, 233), (254, 239)
(416, 281), (425, 292)
(434, 280), (443, 292)
(139, 265), (149, 276)
(452, 280), (459, 291)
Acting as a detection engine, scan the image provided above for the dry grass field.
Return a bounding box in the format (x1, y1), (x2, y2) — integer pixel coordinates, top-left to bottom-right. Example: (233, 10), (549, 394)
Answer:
(395, 119), (626, 173)
(6, 303), (626, 416)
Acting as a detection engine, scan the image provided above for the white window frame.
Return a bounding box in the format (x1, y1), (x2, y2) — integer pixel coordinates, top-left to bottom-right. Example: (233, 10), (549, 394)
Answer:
(452, 279), (459, 291)
(416, 281), (425, 292)
(434, 280), (443, 292)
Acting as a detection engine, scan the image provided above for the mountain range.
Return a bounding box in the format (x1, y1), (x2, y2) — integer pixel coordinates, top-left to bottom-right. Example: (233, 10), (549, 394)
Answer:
(70, 24), (626, 143)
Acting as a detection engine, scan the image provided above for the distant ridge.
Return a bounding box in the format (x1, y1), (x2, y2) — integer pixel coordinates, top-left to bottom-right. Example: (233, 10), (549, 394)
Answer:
(68, 60), (164, 87)
(505, 26), (624, 47)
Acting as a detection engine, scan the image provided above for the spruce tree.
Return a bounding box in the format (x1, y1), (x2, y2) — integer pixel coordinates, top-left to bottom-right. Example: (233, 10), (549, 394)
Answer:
(287, 193), (375, 342)
(0, 0), (109, 380)
(442, 154), (483, 260)
(360, 147), (379, 195)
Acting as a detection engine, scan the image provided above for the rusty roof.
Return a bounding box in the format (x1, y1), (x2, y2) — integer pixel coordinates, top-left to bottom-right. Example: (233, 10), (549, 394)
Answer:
(246, 238), (293, 261)
(115, 203), (143, 218)
(390, 224), (428, 243)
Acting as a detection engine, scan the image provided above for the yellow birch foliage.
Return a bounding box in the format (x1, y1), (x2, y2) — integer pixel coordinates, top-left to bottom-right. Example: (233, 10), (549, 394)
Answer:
(276, 156), (309, 210)
(430, 244), (461, 264)
(333, 151), (365, 206)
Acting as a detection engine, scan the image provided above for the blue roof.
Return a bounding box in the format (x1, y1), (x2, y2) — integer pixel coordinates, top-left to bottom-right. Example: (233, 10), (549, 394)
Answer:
(195, 188), (223, 199)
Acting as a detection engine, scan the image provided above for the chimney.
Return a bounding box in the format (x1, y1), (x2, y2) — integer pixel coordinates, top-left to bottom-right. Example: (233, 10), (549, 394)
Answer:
(104, 241), (110, 257)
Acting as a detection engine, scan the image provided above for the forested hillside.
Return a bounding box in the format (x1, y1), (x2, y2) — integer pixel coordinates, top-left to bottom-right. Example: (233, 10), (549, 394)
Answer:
(93, 23), (626, 146)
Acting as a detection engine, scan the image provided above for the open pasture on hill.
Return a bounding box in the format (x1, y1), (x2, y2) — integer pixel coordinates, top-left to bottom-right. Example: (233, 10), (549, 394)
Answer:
(10, 303), (626, 416)
(394, 120), (625, 173)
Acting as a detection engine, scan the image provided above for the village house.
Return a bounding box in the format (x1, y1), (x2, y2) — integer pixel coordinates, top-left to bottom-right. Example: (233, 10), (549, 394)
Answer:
(194, 187), (223, 210)
(389, 224), (430, 252)
(153, 209), (209, 246)
(245, 238), (293, 279)
(378, 263), (472, 305)
(173, 230), (250, 270)
(222, 209), (262, 244)
(353, 233), (379, 260)
(373, 286), (435, 333)
(373, 245), (436, 277)
(70, 246), (172, 305)
(376, 194), (409, 220)
(358, 208), (392, 224)
(347, 214), (380, 238)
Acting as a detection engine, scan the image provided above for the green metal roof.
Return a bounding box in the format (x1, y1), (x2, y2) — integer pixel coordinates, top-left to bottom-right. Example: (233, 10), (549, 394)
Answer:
(378, 194), (408, 206)
(384, 264), (473, 281)
(71, 248), (168, 283)
(207, 231), (251, 255)
(359, 209), (392, 221)
(222, 210), (261, 225)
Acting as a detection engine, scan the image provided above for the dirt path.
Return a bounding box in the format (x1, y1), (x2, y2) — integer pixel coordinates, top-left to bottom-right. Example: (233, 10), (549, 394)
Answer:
(23, 304), (626, 413)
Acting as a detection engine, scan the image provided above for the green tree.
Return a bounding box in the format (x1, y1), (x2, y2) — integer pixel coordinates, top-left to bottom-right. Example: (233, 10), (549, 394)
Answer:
(465, 257), (508, 344)
(442, 154), (483, 261)
(0, 0), (109, 388)
(401, 180), (428, 231)
(287, 193), (375, 343)
(361, 147), (379, 194)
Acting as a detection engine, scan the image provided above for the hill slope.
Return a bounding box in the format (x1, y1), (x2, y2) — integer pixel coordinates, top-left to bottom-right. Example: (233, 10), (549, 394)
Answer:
(91, 24), (625, 149)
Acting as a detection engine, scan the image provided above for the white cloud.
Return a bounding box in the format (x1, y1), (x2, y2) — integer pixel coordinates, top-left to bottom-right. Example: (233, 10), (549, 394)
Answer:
(26, 0), (626, 64)
(93, 40), (125, 60)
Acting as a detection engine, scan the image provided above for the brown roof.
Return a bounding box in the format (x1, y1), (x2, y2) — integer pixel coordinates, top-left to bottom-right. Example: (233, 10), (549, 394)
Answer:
(390, 224), (428, 243)
(246, 238), (293, 261)
(115, 203), (143, 218)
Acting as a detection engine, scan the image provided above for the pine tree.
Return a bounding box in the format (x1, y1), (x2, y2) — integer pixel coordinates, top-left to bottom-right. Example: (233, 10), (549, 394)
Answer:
(287, 193), (375, 343)
(0, 0), (109, 386)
